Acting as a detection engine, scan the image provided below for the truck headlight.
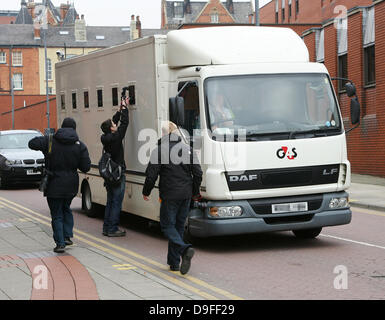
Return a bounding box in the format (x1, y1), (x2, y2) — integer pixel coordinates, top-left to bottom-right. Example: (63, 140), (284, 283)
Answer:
(329, 197), (349, 209)
(208, 206), (243, 218)
(5, 159), (22, 166)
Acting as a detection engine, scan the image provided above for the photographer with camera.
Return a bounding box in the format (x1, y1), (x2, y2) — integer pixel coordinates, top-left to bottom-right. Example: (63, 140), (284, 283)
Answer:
(99, 89), (129, 237)
(28, 118), (91, 253)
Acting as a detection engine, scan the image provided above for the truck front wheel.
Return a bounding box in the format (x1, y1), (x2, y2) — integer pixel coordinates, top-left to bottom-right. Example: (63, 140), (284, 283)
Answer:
(82, 182), (97, 217)
(292, 227), (322, 239)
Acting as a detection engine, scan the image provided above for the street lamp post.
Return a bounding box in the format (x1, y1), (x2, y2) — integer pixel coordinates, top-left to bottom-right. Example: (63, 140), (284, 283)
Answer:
(255, 0), (260, 26)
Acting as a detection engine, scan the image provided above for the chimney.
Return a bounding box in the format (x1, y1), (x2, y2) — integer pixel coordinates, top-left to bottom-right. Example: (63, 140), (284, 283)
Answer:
(130, 14), (138, 40)
(60, 3), (70, 21)
(136, 16), (142, 38)
(34, 26), (40, 40)
(184, 0), (191, 14)
(75, 14), (87, 41)
(226, 0), (234, 14)
(27, 0), (36, 19)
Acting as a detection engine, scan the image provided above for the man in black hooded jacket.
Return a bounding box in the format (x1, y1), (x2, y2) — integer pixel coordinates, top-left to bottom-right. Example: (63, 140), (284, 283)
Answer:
(142, 122), (202, 275)
(29, 118), (91, 253)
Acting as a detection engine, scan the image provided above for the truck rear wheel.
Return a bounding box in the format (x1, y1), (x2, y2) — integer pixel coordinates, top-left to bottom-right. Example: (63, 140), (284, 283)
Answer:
(292, 227), (322, 239)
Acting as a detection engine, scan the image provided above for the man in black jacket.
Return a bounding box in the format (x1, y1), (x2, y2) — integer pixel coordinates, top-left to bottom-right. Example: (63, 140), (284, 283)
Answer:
(143, 122), (202, 275)
(29, 118), (91, 253)
(100, 100), (129, 237)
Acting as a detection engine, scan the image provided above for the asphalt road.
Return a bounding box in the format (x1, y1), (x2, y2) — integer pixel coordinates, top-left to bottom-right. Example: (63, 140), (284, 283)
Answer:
(1, 185), (384, 300)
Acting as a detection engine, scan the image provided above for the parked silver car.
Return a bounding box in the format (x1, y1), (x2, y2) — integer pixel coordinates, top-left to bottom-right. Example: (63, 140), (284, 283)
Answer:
(0, 130), (45, 188)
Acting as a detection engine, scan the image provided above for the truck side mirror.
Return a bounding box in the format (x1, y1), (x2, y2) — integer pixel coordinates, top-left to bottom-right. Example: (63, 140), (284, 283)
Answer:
(169, 96), (185, 127)
(350, 97), (360, 125)
(345, 82), (356, 97)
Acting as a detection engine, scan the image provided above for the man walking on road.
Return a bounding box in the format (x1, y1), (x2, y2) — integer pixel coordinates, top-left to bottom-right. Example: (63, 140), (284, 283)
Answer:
(100, 97), (129, 237)
(142, 122), (202, 275)
(29, 118), (91, 253)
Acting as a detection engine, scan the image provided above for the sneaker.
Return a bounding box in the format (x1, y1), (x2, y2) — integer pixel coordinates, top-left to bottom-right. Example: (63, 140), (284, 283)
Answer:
(64, 238), (73, 246)
(54, 245), (66, 253)
(107, 229), (126, 237)
(169, 265), (180, 272)
(180, 247), (194, 275)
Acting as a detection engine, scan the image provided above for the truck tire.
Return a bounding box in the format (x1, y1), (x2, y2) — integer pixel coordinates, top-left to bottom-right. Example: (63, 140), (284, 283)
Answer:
(82, 182), (97, 218)
(0, 177), (8, 189)
(292, 227), (322, 239)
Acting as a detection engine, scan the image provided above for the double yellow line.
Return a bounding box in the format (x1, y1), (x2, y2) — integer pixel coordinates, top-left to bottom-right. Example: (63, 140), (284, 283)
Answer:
(0, 196), (243, 300)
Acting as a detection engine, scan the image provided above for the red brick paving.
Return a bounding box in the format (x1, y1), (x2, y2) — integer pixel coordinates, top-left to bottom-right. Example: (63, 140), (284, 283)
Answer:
(22, 255), (99, 300)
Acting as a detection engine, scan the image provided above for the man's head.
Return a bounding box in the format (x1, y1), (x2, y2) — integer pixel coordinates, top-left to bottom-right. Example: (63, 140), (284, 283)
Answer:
(161, 121), (177, 136)
(100, 119), (117, 134)
(61, 117), (76, 130)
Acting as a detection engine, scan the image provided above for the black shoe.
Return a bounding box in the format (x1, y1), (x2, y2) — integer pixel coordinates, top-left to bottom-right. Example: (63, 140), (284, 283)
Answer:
(103, 231), (108, 236)
(180, 247), (194, 275)
(64, 238), (73, 246)
(170, 265), (180, 272)
(107, 229), (126, 237)
(54, 245), (65, 253)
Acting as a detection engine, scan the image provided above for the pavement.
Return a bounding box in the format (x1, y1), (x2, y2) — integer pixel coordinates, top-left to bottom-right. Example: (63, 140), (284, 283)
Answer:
(0, 173), (384, 301)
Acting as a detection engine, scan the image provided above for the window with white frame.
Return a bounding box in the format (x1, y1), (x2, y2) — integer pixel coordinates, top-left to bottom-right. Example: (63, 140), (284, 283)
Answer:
(46, 58), (52, 80)
(337, 17), (348, 91)
(210, 8), (219, 23)
(363, 7), (375, 86)
(13, 73), (23, 90)
(0, 52), (6, 64)
(12, 51), (22, 66)
(316, 29), (324, 63)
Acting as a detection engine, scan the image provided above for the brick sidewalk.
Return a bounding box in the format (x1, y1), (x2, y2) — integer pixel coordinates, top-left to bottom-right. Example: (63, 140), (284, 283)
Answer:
(0, 200), (202, 300)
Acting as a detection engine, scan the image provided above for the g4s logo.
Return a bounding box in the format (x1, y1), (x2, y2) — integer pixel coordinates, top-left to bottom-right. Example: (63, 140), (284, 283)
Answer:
(277, 146), (298, 160)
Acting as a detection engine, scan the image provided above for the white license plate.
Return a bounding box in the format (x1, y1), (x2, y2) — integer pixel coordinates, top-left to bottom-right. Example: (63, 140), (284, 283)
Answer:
(272, 202), (308, 213)
(26, 169), (40, 175)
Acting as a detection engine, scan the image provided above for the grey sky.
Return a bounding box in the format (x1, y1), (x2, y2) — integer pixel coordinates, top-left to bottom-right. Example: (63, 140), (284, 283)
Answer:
(3, 0), (272, 29)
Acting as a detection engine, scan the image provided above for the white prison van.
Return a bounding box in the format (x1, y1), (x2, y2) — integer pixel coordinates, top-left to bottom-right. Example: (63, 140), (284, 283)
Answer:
(55, 27), (360, 239)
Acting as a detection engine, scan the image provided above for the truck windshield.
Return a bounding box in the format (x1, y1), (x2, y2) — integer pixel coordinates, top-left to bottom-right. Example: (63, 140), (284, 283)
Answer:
(204, 73), (342, 140)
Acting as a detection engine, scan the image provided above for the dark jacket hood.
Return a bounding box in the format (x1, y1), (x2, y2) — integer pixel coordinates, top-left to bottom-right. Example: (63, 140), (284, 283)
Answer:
(54, 128), (79, 145)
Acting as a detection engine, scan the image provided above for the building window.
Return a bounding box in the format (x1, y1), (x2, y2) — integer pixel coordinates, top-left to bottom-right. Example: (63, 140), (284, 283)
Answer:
(210, 9), (219, 23)
(295, 0), (299, 15)
(84, 91), (89, 108)
(316, 29), (324, 63)
(12, 73), (23, 90)
(112, 87), (119, 106)
(48, 87), (53, 94)
(72, 92), (77, 109)
(61, 94), (65, 110)
(282, 0), (285, 22)
(364, 45), (375, 86)
(173, 2), (183, 18)
(275, 0), (279, 23)
(0, 52), (6, 64)
(12, 51), (22, 66)
(97, 89), (103, 107)
(338, 54), (348, 92)
(289, 0), (292, 18)
(46, 58), (52, 80)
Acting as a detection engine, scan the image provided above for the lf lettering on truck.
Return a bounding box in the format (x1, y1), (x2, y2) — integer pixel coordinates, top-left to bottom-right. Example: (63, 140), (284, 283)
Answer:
(55, 27), (361, 240)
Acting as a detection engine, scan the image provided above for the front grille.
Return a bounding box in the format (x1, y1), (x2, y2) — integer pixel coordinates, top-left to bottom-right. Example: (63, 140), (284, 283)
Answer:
(249, 194), (323, 215)
(23, 159), (35, 165)
(263, 214), (314, 225)
(226, 164), (340, 191)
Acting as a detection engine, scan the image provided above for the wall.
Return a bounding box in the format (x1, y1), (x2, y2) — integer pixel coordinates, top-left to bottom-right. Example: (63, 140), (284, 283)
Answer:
(0, 95), (57, 133)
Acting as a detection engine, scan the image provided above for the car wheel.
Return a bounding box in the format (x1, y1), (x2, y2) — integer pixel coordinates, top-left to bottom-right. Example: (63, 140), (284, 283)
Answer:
(0, 177), (8, 189)
(292, 227), (322, 239)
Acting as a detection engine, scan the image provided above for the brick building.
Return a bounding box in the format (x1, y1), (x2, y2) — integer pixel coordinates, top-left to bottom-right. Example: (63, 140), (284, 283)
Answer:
(259, 0), (385, 178)
(162, 0), (253, 29)
(0, 11), (18, 24)
(0, 0), (169, 132)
